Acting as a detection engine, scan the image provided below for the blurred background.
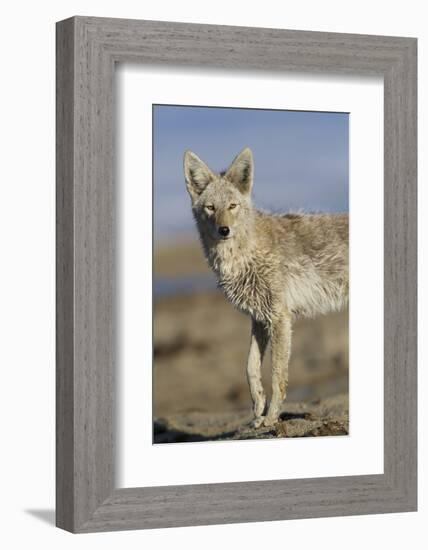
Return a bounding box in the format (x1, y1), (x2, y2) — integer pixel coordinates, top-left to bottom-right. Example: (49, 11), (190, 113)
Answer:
(153, 104), (349, 420)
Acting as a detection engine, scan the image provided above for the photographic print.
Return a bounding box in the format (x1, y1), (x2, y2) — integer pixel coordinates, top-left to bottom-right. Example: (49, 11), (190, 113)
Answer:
(153, 104), (349, 444)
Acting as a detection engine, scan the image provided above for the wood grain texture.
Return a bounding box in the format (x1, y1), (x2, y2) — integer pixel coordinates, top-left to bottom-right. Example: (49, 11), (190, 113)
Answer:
(56, 17), (75, 532)
(56, 16), (417, 533)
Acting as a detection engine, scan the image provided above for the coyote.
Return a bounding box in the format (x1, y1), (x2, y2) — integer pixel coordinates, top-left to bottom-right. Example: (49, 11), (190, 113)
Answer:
(184, 147), (348, 428)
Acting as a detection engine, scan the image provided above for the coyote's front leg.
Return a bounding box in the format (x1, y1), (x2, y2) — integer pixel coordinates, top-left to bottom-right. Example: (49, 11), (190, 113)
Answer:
(263, 311), (292, 427)
(246, 318), (270, 427)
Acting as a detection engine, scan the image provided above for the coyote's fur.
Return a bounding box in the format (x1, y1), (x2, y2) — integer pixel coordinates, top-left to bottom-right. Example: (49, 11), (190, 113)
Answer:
(184, 147), (349, 427)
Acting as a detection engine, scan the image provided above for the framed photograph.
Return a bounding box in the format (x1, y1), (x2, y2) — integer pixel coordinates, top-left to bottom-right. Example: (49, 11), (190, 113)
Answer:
(56, 16), (417, 532)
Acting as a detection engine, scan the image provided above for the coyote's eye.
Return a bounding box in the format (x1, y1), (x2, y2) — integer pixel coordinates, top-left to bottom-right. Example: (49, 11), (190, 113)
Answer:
(229, 203), (237, 210)
(205, 205), (215, 211)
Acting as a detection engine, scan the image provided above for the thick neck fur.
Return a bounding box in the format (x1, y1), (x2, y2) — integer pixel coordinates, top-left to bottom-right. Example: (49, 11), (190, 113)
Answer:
(194, 206), (278, 324)
(195, 207), (257, 280)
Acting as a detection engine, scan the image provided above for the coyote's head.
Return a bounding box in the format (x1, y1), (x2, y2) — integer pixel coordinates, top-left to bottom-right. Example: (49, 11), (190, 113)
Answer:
(183, 148), (254, 242)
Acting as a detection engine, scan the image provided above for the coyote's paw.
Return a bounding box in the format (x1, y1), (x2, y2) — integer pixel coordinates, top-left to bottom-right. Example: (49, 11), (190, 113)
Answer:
(250, 416), (266, 429)
(261, 415), (278, 428)
(250, 415), (278, 429)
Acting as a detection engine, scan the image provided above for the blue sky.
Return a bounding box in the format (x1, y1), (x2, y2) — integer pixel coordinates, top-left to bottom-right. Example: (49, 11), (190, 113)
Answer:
(153, 105), (349, 242)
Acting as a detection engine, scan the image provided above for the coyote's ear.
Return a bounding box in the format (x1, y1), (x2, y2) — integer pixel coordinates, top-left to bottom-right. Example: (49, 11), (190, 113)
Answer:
(184, 150), (215, 202)
(225, 147), (253, 195)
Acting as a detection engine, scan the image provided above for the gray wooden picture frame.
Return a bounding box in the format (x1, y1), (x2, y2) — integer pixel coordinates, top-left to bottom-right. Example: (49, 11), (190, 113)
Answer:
(56, 16), (417, 533)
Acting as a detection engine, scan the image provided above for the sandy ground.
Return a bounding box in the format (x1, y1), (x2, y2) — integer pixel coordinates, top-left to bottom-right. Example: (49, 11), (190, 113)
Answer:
(153, 241), (349, 443)
(154, 394), (348, 443)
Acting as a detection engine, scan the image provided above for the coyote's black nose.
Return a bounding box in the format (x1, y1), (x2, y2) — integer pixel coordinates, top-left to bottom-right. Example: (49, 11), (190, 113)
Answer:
(218, 226), (230, 237)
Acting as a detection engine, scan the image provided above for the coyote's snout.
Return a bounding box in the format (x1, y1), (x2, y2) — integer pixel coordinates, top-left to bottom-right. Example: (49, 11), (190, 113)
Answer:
(184, 148), (349, 428)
